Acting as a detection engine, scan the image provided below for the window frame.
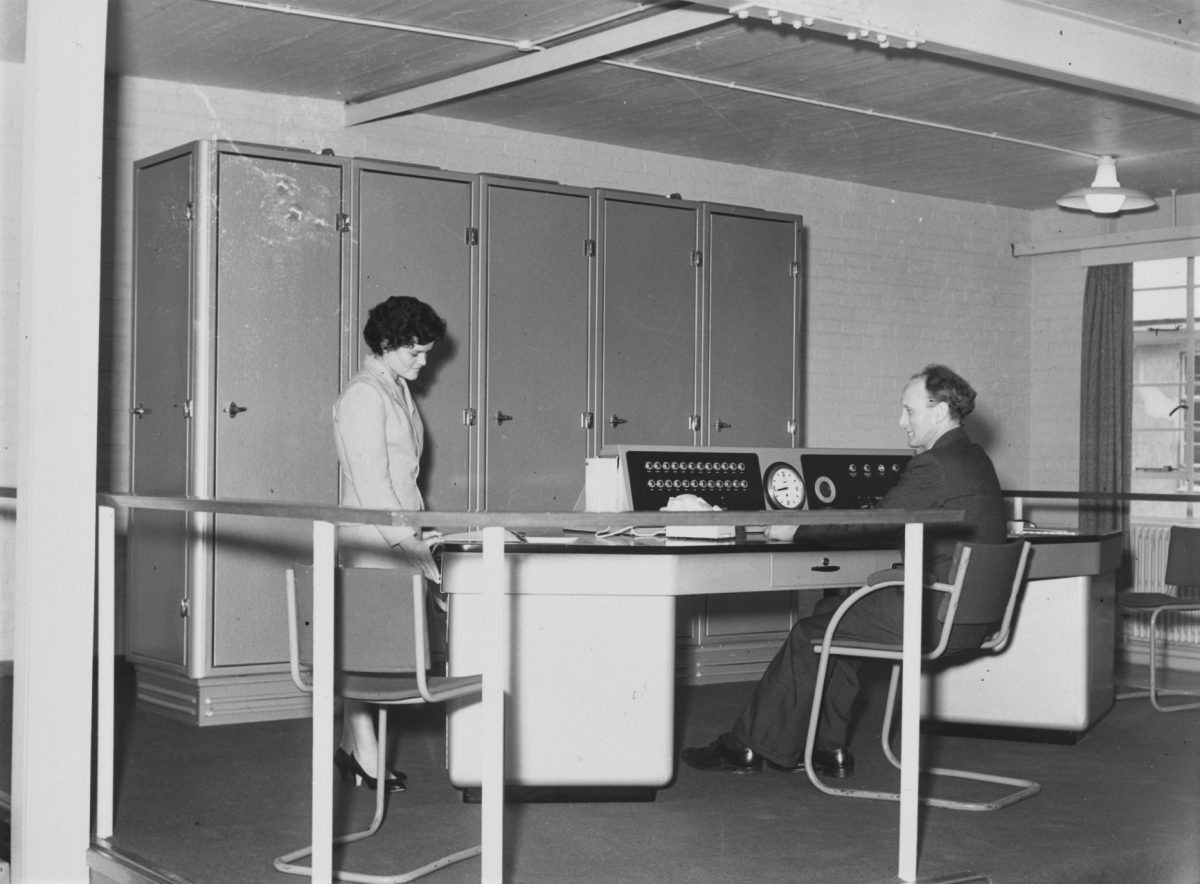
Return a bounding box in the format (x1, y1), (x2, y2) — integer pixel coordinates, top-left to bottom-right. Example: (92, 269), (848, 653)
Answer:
(1131, 255), (1200, 519)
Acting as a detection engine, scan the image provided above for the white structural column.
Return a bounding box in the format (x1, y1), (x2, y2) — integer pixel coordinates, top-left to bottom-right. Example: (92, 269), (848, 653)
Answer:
(13, 3), (109, 882)
(897, 522), (924, 880)
(480, 527), (508, 883)
(310, 522), (337, 883)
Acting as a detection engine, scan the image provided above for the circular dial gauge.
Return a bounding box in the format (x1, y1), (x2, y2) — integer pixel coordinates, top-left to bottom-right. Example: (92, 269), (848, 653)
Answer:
(764, 462), (806, 510)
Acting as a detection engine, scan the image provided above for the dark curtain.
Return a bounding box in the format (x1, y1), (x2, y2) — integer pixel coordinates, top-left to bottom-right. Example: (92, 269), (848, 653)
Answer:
(1078, 263), (1133, 533)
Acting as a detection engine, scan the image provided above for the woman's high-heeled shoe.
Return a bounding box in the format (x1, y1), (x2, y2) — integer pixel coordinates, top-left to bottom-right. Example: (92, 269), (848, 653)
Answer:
(334, 747), (407, 792)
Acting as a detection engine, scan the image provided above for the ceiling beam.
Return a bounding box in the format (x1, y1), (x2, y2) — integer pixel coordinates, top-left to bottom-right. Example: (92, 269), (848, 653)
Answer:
(701, 0), (1200, 115)
(343, 6), (731, 127)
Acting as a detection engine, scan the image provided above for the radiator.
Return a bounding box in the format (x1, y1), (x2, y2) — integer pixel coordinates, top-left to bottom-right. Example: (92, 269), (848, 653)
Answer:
(1126, 523), (1200, 648)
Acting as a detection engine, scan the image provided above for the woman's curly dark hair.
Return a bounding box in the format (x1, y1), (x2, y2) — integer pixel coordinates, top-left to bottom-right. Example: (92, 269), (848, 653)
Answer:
(915, 363), (976, 422)
(362, 296), (447, 356)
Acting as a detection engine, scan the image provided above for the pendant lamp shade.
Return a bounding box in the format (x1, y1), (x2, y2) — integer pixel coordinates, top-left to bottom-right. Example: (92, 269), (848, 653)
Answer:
(1056, 156), (1155, 214)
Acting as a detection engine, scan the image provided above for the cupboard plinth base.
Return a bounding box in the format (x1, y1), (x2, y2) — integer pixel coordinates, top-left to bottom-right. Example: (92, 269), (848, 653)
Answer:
(133, 665), (313, 726)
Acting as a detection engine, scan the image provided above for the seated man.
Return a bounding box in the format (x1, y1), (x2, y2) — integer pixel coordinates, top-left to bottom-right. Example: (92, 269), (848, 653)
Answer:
(682, 364), (1006, 777)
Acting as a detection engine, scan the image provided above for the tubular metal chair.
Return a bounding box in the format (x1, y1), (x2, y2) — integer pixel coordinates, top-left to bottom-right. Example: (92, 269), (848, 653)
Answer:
(276, 566), (484, 882)
(1117, 525), (1200, 713)
(804, 540), (1039, 811)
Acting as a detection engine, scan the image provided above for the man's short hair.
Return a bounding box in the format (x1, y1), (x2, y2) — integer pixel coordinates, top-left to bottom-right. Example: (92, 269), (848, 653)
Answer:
(914, 364), (976, 422)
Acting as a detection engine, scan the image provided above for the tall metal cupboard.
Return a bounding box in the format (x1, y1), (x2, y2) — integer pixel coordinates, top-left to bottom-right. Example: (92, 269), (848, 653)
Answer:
(127, 141), (348, 724)
(477, 176), (595, 511)
(595, 191), (703, 449)
(595, 194), (802, 450)
(351, 159), (476, 512)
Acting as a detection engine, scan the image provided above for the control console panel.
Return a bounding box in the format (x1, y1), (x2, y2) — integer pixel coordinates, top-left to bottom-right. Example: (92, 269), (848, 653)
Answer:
(799, 452), (910, 510)
(589, 445), (912, 513)
(624, 450), (764, 511)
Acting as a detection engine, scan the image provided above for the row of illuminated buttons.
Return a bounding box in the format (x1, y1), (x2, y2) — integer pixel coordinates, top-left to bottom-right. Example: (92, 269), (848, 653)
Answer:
(645, 460), (748, 473)
(847, 463), (903, 474)
(646, 479), (751, 491)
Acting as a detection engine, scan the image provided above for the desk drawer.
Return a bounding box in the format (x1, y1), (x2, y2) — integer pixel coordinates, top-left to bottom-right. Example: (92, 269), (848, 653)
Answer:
(770, 550), (884, 588)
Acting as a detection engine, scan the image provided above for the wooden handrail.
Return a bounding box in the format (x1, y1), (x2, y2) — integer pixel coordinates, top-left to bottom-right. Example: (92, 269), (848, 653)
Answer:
(1005, 489), (1200, 504)
(93, 491), (962, 528)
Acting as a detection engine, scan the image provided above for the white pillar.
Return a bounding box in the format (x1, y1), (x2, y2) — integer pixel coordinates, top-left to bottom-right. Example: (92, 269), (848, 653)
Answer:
(13, 3), (108, 882)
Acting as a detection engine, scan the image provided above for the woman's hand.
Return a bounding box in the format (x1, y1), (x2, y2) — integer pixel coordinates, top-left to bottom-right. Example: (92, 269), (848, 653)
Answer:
(397, 535), (442, 584)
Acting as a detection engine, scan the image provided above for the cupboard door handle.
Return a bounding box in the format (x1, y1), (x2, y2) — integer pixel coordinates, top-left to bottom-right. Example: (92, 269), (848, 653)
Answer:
(494, 411), (513, 425)
(224, 401), (248, 418)
(609, 414), (628, 428)
(716, 419), (732, 431)
(131, 403), (147, 419)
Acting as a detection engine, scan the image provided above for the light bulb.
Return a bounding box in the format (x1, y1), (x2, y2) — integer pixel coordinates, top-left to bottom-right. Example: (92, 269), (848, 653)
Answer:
(1084, 192), (1127, 214)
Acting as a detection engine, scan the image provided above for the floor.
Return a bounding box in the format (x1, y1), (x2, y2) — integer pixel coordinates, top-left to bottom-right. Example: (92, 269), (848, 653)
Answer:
(52, 662), (1200, 884)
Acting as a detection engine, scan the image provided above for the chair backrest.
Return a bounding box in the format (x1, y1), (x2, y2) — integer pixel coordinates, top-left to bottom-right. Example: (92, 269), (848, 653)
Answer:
(291, 565), (421, 674)
(1164, 525), (1200, 589)
(942, 541), (1032, 652)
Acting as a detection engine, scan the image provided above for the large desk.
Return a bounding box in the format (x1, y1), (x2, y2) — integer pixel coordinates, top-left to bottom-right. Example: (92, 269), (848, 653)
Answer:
(443, 529), (1123, 794)
(442, 534), (894, 796)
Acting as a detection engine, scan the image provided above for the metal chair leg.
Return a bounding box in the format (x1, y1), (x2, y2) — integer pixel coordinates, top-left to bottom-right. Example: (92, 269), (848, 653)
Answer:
(274, 707), (482, 882)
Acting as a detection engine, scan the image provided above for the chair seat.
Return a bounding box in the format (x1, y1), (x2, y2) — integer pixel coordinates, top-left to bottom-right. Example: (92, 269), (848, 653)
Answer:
(337, 671), (483, 703)
(1118, 591), (1200, 610)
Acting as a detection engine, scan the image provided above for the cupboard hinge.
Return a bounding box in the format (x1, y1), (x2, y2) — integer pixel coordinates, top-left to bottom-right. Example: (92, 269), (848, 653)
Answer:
(185, 202), (195, 223)
(463, 407), (477, 427)
(184, 399), (194, 419)
(790, 261), (802, 277)
(687, 414), (701, 432)
(179, 599), (189, 619)
(581, 411), (594, 430)
(466, 227), (479, 246)
(583, 239), (596, 258)
(691, 250), (703, 268)
(787, 418), (799, 437)
(335, 213), (351, 233)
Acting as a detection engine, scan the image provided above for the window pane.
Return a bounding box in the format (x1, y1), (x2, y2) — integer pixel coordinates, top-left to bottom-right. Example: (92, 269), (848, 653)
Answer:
(1134, 343), (1186, 384)
(1133, 288), (1187, 324)
(1133, 381), (1184, 429)
(1133, 257), (1187, 289)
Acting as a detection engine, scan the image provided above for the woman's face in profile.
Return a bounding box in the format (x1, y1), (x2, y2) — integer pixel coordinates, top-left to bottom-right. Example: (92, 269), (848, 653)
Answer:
(382, 341), (435, 382)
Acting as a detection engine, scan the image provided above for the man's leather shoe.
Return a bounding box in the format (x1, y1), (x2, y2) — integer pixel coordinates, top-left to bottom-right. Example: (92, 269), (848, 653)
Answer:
(681, 733), (762, 774)
(766, 746), (855, 779)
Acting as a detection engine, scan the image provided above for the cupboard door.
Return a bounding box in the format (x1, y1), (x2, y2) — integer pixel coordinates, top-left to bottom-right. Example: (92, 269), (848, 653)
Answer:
(703, 207), (802, 447)
(480, 179), (592, 511)
(211, 149), (346, 667)
(127, 147), (194, 668)
(353, 162), (475, 511)
(596, 193), (701, 448)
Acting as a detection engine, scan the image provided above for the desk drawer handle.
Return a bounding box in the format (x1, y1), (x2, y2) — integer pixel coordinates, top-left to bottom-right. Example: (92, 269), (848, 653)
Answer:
(811, 557), (840, 573)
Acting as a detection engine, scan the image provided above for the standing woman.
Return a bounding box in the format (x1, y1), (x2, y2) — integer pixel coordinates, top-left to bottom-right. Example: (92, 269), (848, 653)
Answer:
(332, 295), (446, 791)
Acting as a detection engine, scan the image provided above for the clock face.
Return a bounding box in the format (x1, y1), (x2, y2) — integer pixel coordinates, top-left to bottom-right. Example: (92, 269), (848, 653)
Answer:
(764, 462), (805, 510)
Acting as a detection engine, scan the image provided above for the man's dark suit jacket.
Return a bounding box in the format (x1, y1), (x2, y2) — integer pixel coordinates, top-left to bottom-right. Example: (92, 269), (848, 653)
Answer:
(793, 425), (1006, 584)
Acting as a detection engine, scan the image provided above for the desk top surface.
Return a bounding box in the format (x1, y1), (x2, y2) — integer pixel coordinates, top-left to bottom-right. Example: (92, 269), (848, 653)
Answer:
(441, 527), (1121, 557)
